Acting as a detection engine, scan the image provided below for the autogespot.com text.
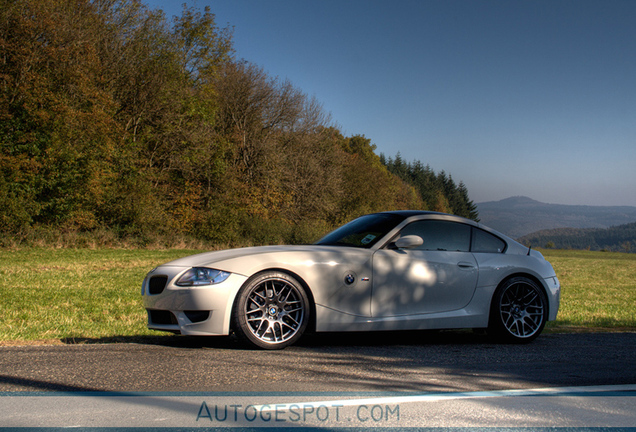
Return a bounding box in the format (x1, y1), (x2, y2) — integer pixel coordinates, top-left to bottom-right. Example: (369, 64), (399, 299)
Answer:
(196, 401), (400, 425)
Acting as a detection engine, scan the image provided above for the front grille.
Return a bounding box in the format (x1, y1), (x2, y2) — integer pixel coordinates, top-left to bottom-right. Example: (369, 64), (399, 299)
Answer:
(148, 309), (178, 325)
(148, 275), (168, 294)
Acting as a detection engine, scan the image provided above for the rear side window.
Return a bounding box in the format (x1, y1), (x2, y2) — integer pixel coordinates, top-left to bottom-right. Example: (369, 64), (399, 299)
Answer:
(471, 228), (506, 253)
(399, 220), (471, 252)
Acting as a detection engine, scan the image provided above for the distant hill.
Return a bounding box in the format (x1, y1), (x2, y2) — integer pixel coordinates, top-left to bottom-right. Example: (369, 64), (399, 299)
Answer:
(518, 222), (636, 253)
(476, 196), (636, 238)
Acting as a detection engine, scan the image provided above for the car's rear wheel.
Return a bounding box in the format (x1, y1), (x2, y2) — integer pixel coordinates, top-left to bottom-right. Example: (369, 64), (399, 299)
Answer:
(233, 271), (310, 350)
(488, 277), (548, 343)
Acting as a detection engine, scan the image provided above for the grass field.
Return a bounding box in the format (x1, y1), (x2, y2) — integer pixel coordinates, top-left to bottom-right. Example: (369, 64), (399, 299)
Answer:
(0, 248), (634, 343)
(0, 248), (202, 342)
(541, 249), (636, 331)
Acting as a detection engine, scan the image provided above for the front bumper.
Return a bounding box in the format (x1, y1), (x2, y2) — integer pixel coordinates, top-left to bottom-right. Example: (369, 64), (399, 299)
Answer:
(141, 266), (248, 336)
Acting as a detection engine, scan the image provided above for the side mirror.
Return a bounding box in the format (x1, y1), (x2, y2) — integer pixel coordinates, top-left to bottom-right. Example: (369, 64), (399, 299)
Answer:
(394, 235), (423, 249)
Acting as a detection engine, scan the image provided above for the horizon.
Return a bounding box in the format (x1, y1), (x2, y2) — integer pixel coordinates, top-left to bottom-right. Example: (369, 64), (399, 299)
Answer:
(477, 195), (636, 208)
(145, 0), (636, 207)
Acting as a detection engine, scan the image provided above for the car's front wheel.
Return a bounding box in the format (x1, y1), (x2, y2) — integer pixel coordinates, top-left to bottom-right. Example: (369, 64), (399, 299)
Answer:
(233, 271), (310, 349)
(488, 277), (548, 343)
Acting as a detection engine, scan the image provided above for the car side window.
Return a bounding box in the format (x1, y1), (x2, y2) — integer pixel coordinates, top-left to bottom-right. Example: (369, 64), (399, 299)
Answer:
(471, 228), (506, 253)
(398, 221), (471, 252)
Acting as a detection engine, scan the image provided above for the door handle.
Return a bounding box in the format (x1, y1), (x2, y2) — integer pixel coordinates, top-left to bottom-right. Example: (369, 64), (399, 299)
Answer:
(457, 261), (475, 269)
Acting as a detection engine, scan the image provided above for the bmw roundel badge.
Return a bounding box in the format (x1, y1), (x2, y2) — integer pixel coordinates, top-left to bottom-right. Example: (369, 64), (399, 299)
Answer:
(345, 274), (355, 285)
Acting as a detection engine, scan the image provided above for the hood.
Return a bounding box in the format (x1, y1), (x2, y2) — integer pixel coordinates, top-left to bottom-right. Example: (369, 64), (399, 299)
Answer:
(161, 245), (364, 271)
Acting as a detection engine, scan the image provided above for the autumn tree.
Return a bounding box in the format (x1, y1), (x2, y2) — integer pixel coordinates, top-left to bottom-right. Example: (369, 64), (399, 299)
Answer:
(1, 0), (479, 247)
(1, 0), (122, 232)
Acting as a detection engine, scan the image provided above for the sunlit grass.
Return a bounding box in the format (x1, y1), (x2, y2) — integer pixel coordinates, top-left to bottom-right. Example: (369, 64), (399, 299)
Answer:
(0, 248), (202, 342)
(0, 248), (634, 343)
(542, 249), (636, 331)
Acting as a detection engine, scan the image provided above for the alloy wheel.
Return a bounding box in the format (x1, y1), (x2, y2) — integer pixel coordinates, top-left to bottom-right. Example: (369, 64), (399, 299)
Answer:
(499, 279), (545, 338)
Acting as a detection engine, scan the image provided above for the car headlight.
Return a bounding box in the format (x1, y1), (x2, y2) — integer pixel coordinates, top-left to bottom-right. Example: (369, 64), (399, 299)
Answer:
(176, 268), (231, 286)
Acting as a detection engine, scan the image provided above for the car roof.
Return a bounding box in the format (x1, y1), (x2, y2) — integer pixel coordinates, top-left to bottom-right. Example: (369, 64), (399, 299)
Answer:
(376, 210), (457, 218)
(375, 210), (481, 228)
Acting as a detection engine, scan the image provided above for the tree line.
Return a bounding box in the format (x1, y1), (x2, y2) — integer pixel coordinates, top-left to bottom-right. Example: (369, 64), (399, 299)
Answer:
(381, 154), (479, 221)
(519, 223), (636, 253)
(0, 0), (477, 247)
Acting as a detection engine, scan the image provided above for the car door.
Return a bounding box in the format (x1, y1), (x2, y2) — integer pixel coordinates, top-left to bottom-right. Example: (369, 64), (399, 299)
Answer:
(371, 220), (478, 317)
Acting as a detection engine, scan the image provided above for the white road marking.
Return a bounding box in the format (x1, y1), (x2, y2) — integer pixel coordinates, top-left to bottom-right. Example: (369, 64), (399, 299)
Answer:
(252, 384), (636, 411)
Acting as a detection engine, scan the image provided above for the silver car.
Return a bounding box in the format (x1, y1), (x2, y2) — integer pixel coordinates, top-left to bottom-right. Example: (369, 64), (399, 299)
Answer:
(142, 211), (560, 349)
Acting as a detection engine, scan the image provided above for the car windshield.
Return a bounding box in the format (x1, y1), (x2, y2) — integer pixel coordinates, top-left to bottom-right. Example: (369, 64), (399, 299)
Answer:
(314, 213), (406, 248)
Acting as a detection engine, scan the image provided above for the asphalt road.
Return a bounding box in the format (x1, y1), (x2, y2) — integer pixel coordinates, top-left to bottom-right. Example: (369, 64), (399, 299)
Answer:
(1, 331), (635, 393)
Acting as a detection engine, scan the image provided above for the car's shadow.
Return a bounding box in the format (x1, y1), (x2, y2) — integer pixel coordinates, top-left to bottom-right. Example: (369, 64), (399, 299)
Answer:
(298, 329), (492, 347)
(60, 329), (493, 350)
(60, 334), (241, 349)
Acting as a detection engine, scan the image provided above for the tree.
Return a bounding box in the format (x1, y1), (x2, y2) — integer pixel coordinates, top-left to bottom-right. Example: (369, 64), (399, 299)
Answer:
(1, 0), (121, 230)
(0, 0), (479, 246)
(381, 153), (479, 221)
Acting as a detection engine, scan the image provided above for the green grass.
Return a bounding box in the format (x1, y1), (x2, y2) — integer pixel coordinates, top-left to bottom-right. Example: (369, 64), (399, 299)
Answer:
(542, 249), (636, 331)
(0, 248), (202, 342)
(0, 248), (634, 343)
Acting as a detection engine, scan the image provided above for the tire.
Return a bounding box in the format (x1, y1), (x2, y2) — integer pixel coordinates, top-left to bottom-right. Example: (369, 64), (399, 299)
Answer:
(233, 271), (310, 350)
(488, 277), (548, 343)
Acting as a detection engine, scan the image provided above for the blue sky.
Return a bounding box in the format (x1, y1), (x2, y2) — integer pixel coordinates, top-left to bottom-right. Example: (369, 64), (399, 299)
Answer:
(146, 0), (636, 206)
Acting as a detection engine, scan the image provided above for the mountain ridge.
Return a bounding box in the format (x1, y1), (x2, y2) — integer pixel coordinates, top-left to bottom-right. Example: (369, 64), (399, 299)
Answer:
(476, 196), (636, 238)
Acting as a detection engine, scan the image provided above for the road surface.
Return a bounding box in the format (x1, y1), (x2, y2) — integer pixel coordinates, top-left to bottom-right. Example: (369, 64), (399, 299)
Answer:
(1, 331), (635, 428)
